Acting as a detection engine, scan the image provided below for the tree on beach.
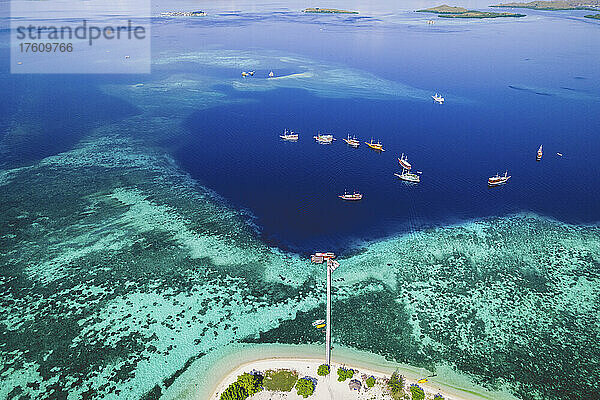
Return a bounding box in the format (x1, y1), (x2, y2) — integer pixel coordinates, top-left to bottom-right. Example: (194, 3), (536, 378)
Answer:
(295, 377), (315, 398)
(366, 376), (376, 387)
(236, 372), (263, 395)
(387, 371), (404, 399)
(317, 364), (330, 376)
(410, 384), (425, 400)
(337, 367), (354, 381)
(219, 382), (248, 400)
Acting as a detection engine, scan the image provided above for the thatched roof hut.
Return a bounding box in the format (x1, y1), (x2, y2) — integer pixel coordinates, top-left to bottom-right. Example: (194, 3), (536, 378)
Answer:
(349, 379), (362, 391)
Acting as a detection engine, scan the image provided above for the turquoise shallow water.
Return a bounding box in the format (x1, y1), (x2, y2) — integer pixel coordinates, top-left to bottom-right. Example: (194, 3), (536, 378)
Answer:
(1, 1), (600, 400)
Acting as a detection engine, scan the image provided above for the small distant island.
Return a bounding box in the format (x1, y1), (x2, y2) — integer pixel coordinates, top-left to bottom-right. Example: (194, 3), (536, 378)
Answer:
(302, 7), (359, 14)
(159, 11), (207, 17)
(490, 0), (600, 11)
(585, 12), (600, 16)
(417, 4), (526, 17)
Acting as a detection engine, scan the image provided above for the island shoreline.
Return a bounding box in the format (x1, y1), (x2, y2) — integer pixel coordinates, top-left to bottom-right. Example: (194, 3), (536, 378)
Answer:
(162, 344), (518, 400)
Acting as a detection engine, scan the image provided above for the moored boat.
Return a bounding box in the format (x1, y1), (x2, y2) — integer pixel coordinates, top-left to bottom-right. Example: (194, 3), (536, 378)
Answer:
(488, 171), (511, 186)
(314, 133), (334, 144)
(343, 134), (360, 148)
(537, 145), (543, 161)
(365, 139), (384, 151)
(395, 171), (420, 183)
(398, 153), (412, 170)
(312, 319), (325, 327)
(339, 190), (363, 201)
(280, 129), (298, 141)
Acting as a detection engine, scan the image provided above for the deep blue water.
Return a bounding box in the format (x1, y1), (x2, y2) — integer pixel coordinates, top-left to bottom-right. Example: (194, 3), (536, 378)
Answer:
(153, 2), (600, 253)
(2, 1), (599, 254)
(177, 83), (600, 253)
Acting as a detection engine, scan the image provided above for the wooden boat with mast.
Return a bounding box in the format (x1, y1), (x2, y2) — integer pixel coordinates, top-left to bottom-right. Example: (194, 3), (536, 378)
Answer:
(279, 129), (298, 141)
(395, 153), (420, 182)
(398, 153), (412, 170)
(314, 133), (334, 144)
(338, 190), (363, 201)
(343, 134), (360, 148)
(488, 171), (511, 186)
(365, 138), (384, 152)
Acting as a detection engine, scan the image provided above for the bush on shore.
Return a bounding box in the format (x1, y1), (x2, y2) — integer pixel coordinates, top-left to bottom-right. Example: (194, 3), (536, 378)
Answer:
(219, 382), (248, 400)
(337, 367), (354, 381)
(237, 373), (263, 396)
(219, 372), (263, 400)
(295, 377), (315, 398)
(410, 384), (425, 400)
(366, 376), (376, 387)
(387, 371), (404, 400)
(317, 364), (330, 376)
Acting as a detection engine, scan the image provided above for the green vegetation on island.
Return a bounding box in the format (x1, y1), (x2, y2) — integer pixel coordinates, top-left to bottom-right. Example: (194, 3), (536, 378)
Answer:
(418, 4), (526, 17)
(263, 369), (298, 392)
(219, 373), (263, 400)
(336, 367), (355, 381)
(366, 376), (376, 387)
(440, 10), (526, 17)
(490, 0), (600, 11)
(295, 378), (315, 398)
(417, 4), (469, 13)
(410, 384), (426, 400)
(302, 7), (359, 14)
(584, 12), (600, 16)
(317, 364), (330, 376)
(387, 371), (405, 400)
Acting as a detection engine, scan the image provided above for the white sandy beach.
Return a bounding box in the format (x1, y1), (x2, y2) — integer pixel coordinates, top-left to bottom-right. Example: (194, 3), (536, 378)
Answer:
(210, 358), (448, 400)
(162, 344), (517, 400)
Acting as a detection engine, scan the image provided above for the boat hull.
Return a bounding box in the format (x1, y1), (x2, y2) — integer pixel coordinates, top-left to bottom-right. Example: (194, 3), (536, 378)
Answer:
(339, 196), (362, 201)
(366, 143), (384, 151)
(394, 173), (420, 183)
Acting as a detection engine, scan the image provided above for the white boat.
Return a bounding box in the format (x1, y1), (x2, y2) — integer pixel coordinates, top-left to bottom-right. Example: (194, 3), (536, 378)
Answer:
(488, 171), (511, 186)
(248, 70), (255, 76)
(432, 93), (444, 104)
(339, 190), (363, 201)
(312, 319), (325, 327)
(395, 171), (420, 183)
(314, 133), (334, 144)
(536, 145), (543, 161)
(343, 134), (360, 148)
(280, 129), (298, 141)
(268, 71), (274, 78)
